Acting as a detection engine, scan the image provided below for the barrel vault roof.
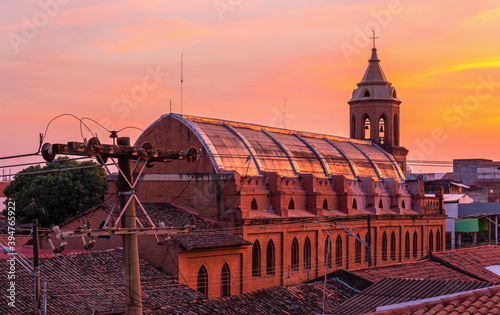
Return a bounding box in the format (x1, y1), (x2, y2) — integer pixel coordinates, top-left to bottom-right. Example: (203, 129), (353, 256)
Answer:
(143, 114), (405, 182)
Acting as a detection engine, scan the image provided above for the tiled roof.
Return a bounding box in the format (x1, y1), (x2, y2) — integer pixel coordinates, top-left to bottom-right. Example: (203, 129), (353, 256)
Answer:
(0, 249), (204, 315)
(145, 278), (357, 315)
(331, 278), (494, 315)
(350, 259), (480, 283)
(172, 230), (252, 250)
(55, 202), (219, 231)
(427, 245), (500, 282)
(372, 284), (500, 315)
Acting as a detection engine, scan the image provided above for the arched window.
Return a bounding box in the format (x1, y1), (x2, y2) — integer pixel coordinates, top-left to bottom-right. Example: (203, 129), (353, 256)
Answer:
(250, 198), (258, 210)
(379, 199), (383, 209)
(325, 235), (332, 268)
(335, 235), (343, 267)
(413, 231), (418, 258)
(364, 116), (371, 139)
(364, 233), (370, 263)
(405, 231), (410, 259)
(390, 232), (396, 260)
(429, 230), (434, 253)
(363, 89), (371, 97)
(402, 200), (405, 209)
(304, 237), (311, 270)
(352, 198), (357, 210)
(322, 198), (328, 210)
(288, 198), (295, 210)
(351, 115), (356, 138)
(291, 238), (299, 272)
(197, 265), (208, 296)
(436, 229), (442, 252)
(252, 240), (261, 277)
(379, 116), (386, 144)
(266, 240), (275, 275)
(221, 263), (231, 297)
(392, 88), (397, 98)
(355, 234), (362, 264)
(382, 232), (388, 261)
(394, 114), (399, 146)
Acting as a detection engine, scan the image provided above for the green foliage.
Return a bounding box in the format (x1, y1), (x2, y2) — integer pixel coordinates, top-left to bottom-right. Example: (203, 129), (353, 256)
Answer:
(3, 157), (107, 227)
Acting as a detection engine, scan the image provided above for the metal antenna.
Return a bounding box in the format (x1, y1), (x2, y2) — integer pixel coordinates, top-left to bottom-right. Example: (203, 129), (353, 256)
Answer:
(283, 97), (287, 129)
(180, 53), (184, 114)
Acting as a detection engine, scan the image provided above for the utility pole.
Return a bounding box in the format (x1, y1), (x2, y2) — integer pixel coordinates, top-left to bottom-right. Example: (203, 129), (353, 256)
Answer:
(33, 219), (41, 315)
(118, 137), (142, 314)
(366, 216), (372, 267)
(42, 136), (197, 315)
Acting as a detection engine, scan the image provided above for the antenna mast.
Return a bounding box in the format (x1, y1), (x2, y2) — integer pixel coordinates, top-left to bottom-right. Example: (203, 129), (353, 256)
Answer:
(283, 97), (287, 129)
(180, 53), (184, 114)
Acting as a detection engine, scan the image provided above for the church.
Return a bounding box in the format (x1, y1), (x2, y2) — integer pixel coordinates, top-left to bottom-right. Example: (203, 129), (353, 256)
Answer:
(45, 45), (447, 299)
(125, 45), (446, 297)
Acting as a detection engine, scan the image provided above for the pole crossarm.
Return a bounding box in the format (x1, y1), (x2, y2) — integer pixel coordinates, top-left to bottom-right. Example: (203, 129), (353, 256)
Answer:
(53, 225), (193, 238)
(41, 137), (198, 164)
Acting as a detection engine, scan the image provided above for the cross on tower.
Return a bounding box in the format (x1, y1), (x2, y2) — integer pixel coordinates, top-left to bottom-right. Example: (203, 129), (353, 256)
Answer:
(370, 30), (379, 49)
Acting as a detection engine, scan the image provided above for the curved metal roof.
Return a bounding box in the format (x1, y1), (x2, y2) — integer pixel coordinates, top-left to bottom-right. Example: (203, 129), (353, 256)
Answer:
(150, 114), (405, 182)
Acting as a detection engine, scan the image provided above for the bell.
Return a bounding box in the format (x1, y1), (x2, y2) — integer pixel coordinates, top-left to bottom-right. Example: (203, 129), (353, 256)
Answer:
(379, 125), (384, 132)
(365, 125), (369, 130)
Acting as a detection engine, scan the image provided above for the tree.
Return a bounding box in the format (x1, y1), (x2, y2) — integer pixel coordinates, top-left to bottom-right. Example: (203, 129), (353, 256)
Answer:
(3, 157), (107, 227)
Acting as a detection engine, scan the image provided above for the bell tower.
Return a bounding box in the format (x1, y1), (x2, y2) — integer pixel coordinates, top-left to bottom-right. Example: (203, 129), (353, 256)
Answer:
(348, 36), (408, 173)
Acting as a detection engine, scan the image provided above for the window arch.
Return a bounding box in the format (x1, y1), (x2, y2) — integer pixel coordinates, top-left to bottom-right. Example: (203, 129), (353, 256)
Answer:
(378, 199), (383, 209)
(382, 232), (388, 261)
(197, 265), (208, 296)
(250, 198), (258, 210)
(379, 116), (386, 144)
(394, 114), (399, 146)
(221, 263), (231, 297)
(252, 240), (261, 277)
(351, 115), (356, 138)
(413, 231), (418, 258)
(335, 235), (343, 267)
(390, 232), (396, 260)
(288, 198), (295, 210)
(364, 233), (370, 263)
(363, 115), (371, 139)
(405, 231), (410, 259)
(355, 234), (362, 264)
(322, 198), (328, 210)
(402, 200), (405, 209)
(266, 240), (275, 275)
(363, 89), (371, 97)
(291, 237), (299, 271)
(429, 230), (434, 253)
(325, 235), (332, 268)
(436, 229), (442, 252)
(352, 198), (357, 210)
(304, 237), (311, 270)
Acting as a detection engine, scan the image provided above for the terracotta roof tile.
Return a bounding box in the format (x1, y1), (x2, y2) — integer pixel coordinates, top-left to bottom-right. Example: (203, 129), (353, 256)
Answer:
(350, 259), (479, 283)
(145, 278), (357, 315)
(427, 246), (500, 282)
(0, 249), (203, 314)
(333, 278), (494, 315)
(370, 285), (500, 315)
(172, 230), (251, 250)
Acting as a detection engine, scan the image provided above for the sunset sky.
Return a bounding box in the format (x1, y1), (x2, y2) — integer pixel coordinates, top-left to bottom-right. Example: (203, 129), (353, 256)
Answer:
(1, 0), (500, 175)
